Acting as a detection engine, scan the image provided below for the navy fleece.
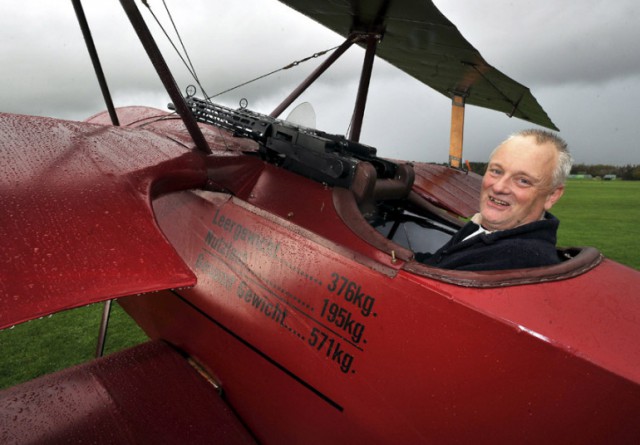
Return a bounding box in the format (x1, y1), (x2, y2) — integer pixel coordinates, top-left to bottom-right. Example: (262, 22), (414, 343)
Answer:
(417, 213), (561, 271)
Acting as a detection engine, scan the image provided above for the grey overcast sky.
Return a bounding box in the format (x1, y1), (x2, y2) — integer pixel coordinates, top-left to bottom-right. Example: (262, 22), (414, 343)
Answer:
(2, 0), (639, 165)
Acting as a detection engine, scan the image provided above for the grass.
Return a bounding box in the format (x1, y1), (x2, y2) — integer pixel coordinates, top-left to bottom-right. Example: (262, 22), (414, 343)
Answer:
(1, 179), (638, 390)
(0, 302), (147, 389)
(552, 179), (640, 270)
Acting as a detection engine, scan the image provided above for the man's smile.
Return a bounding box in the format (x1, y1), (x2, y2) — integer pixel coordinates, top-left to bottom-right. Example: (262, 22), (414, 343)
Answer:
(488, 195), (510, 206)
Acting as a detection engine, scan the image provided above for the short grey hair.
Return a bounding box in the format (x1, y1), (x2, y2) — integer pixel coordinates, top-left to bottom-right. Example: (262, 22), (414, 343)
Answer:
(495, 129), (573, 188)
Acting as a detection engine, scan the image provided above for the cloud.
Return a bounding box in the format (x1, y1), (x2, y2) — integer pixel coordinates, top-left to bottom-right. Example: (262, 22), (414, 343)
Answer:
(436, 0), (640, 86)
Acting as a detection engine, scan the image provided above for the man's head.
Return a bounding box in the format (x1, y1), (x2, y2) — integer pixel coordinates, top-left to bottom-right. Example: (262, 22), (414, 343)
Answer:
(479, 129), (572, 232)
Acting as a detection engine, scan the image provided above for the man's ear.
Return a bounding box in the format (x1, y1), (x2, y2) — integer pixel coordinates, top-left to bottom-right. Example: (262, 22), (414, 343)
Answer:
(544, 185), (565, 210)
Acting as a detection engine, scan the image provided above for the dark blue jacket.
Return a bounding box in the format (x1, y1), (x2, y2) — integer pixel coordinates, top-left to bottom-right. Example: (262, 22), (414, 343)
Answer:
(417, 213), (561, 271)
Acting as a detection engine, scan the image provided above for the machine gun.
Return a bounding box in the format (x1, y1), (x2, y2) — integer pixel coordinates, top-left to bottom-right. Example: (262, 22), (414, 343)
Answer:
(183, 97), (400, 188)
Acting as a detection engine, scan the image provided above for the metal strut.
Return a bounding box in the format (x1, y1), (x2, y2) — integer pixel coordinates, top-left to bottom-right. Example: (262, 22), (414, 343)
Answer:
(270, 35), (361, 119)
(71, 0), (121, 356)
(119, 0), (211, 154)
(349, 34), (379, 142)
(71, 0), (119, 126)
(95, 300), (112, 358)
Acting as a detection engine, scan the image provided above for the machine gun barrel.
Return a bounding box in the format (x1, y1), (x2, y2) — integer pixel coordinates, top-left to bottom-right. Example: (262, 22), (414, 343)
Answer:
(186, 97), (274, 141)
(185, 97), (398, 187)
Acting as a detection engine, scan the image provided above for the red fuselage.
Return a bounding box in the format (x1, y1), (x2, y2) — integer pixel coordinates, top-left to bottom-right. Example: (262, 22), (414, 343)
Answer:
(106, 109), (640, 444)
(2, 107), (639, 444)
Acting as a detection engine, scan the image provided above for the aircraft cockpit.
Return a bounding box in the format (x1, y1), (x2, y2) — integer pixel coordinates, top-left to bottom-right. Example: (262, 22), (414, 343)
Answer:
(335, 158), (602, 285)
(187, 97), (602, 286)
(345, 159), (458, 255)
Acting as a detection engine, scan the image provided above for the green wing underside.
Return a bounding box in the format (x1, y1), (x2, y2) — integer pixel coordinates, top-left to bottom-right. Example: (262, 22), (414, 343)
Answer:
(278, 0), (558, 130)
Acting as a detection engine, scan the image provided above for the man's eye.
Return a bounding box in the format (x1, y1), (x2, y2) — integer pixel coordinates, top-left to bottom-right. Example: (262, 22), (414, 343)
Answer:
(516, 177), (532, 186)
(489, 168), (502, 175)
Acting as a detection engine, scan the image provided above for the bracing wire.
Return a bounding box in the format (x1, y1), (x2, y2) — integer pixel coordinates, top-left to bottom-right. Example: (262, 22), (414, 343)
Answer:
(206, 46), (340, 100)
(141, 0), (339, 103)
(161, 0), (198, 82)
(141, 0), (211, 99)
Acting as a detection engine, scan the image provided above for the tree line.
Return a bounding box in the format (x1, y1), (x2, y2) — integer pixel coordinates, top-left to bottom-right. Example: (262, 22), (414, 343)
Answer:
(467, 163), (640, 180)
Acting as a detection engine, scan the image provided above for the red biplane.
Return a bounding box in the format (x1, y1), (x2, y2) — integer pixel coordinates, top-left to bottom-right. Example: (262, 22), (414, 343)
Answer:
(2, 1), (639, 443)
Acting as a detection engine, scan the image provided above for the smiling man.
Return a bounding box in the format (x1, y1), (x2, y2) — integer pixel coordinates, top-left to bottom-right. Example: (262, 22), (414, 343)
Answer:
(418, 129), (573, 271)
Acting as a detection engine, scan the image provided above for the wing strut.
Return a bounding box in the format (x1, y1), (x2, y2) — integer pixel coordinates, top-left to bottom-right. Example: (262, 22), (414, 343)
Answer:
(71, 0), (119, 126)
(448, 93), (467, 168)
(348, 34), (380, 142)
(95, 299), (113, 358)
(269, 30), (381, 145)
(270, 35), (360, 118)
(119, 0), (211, 154)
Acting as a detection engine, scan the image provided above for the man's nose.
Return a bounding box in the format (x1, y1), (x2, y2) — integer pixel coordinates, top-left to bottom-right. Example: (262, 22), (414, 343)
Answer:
(491, 175), (511, 193)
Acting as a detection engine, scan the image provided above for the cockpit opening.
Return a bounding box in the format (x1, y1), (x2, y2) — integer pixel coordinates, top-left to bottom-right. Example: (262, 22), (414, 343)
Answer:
(333, 160), (603, 287)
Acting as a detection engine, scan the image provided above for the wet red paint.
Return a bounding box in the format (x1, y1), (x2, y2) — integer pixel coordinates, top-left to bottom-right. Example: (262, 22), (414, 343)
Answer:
(3, 107), (640, 443)
(0, 112), (206, 328)
(0, 341), (255, 444)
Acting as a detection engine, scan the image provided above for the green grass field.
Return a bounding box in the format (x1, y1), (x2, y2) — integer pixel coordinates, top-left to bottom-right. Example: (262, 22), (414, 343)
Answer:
(1, 179), (638, 390)
(553, 179), (639, 270)
(0, 303), (148, 389)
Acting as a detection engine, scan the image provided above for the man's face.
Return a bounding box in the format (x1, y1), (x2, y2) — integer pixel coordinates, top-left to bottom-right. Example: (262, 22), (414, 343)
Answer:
(479, 135), (564, 231)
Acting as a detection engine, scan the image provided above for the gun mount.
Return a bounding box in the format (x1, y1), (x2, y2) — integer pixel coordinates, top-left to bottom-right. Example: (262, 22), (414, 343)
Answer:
(184, 97), (400, 189)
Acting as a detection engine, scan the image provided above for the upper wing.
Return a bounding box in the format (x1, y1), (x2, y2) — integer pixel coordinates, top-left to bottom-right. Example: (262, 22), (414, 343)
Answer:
(0, 111), (207, 329)
(278, 0), (557, 130)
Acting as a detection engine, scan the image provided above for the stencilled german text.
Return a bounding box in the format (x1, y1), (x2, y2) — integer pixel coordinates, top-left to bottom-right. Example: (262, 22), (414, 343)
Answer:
(202, 207), (382, 376)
